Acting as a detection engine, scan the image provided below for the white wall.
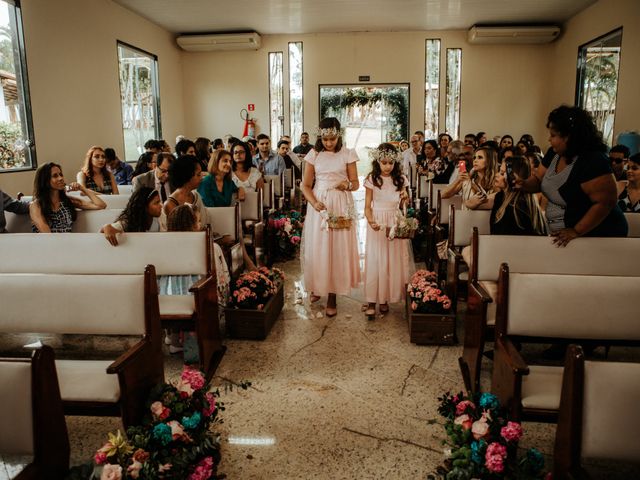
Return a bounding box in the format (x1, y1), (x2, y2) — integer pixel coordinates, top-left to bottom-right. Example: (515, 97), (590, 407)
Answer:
(548, 0), (639, 142)
(182, 31), (553, 147)
(1, 0), (185, 194)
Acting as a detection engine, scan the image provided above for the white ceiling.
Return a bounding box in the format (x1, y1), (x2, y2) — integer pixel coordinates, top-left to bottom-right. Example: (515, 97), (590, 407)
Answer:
(113, 0), (597, 35)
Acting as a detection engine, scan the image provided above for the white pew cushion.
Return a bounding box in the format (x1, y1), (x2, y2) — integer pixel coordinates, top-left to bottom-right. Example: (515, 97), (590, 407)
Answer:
(159, 295), (195, 316)
(521, 365), (563, 411)
(461, 246), (471, 267)
(56, 360), (120, 403)
(582, 360), (640, 461)
(478, 280), (497, 326)
(0, 361), (33, 455)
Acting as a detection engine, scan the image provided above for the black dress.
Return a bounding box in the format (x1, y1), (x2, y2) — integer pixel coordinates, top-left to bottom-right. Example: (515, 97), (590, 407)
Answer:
(490, 191), (541, 235)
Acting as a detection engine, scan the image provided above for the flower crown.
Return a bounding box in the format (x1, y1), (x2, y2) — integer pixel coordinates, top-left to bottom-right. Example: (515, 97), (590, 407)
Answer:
(317, 127), (340, 138)
(369, 148), (401, 163)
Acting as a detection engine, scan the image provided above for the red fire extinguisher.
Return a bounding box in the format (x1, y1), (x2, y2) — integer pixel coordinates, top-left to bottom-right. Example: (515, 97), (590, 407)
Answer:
(241, 109), (256, 138)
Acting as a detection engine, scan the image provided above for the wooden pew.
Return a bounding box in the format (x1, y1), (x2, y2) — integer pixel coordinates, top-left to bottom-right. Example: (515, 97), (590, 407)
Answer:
(445, 206), (491, 310)
(0, 231), (224, 380)
(490, 264), (640, 422)
(240, 189), (265, 265)
(430, 189), (463, 272)
(5, 208), (122, 233)
(553, 345), (640, 479)
(625, 212), (640, 237)
(461, 229), (640, 393)
(265, 173), (285, 209)
(204, 203), (243, 279)
(0, 346), (69, 479)
(0, 266), (164, 428)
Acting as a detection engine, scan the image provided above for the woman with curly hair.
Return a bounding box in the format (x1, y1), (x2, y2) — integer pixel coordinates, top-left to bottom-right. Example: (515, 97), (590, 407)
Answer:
(101, 187), (163, 245)
(30, 162), (106, 232)
(442, 145), (499, 210)
(76, 146), (119, 194)
(517, 105), (627, 245)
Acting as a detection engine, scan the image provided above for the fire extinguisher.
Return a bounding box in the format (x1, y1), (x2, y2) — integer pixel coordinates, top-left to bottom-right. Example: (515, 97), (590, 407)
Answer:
(240, 109), (256, 138)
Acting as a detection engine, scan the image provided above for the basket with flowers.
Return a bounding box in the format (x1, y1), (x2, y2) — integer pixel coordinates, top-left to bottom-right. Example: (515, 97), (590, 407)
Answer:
(268, 209), (304, 258)
(429, 391), (547, 480)
(386, 207), (419, 240)
(320, 205), (357, 230)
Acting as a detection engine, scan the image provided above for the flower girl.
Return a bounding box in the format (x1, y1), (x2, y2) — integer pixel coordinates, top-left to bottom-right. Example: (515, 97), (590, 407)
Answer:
(363, 143), (415, 317)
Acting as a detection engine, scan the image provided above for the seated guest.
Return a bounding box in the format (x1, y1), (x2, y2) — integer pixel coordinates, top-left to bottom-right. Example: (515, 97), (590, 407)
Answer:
(30, 162), (106, 232)
(246, 138), (257, 157)
(442, 145), (498, 210)
(175, 138), (196, 157)
(476, 131), (487, 146)
(398, 139), (409, 152)
(293, 131), (313, 156)
(132, 151), (157, 178)
(491, 156), (547, 235)
(105, 147), (133, 185)
(500, 146), (517, 162)
(76, 146), (119, 194)
(213, 138), (224, 151)
(277, 138), (301, 177)
(438, 132), (452, 160)
(516, 140), (530, 155)
(144, 139), (163, 154)
(499, 134), (514, 150)
(195, 137), (212, 172)
(417, 139), (438, 173)
(520, 133), (535, 146)
(609, 144), (630, 182)
(618, 152), (640, 212)
(231, 141), (264, 191)
(253, 134), (285, 175)
(163, 155), (205, 220)
(199, 149), (245, 207)
(133, 152), (174, 203)
(160, 139), (172, 153)
(101, 187), (163, 245)
(1, 188), (30, 233)
(435, 140), (463, 184)
(464, 133), (477, 147)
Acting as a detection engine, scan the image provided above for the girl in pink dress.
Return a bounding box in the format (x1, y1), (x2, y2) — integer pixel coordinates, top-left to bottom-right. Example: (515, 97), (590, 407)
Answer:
(300, 117), (361, 317)
(363, 143), (415, 317)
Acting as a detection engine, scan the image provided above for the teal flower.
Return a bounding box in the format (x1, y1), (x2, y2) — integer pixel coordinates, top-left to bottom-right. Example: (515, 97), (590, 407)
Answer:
(470, 439), (486, 464)
(526, 448), (545, 471)
(181, 412), (202, 430)
(152, 423), (172, 446)
(479, 392), (500, 411)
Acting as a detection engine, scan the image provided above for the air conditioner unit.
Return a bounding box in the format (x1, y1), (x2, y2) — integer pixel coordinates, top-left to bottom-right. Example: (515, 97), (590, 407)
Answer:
(467, 25), (560, 45)
(176, 32), (261, 52)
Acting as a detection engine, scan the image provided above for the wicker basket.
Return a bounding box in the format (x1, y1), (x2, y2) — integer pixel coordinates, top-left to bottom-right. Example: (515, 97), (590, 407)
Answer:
(328, 216), (352, 230)
(386, 226), (416, 239)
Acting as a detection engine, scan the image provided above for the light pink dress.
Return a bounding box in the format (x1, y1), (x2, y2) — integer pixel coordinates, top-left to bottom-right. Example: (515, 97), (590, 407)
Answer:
(364, 175), (415, 304)
(302, 148), (361, 296)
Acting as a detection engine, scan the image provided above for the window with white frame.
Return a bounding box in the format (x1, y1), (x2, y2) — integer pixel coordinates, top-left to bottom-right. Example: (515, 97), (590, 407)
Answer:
(288, 42), (303, 143)
(268, 51), (284, 140)
(117, 42), (161, 162)
(424, 39), (440, 140)
(445, 48), (462, 141)
(0, 0), (36, 172)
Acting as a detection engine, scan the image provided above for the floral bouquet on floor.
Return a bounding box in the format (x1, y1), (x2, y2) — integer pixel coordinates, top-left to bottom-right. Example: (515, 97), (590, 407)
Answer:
(407, 269), (452, 313)
(66, 366), (231, 480)
(228, 267), (285, 310)
(429, 391), (548, 480)
(268, 209), (304, 258)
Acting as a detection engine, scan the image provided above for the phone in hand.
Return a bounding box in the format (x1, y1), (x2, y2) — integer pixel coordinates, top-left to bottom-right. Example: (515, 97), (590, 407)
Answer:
(458, 161), (467, 174)
(505, 160), (515, 189)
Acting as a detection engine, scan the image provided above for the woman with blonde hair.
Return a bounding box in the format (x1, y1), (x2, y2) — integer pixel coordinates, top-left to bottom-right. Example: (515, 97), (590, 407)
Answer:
(491, 156), (547, 235)
(77, 146), (119, 194)
(198, 149), (246, 207)
(442, 145), (499, 210)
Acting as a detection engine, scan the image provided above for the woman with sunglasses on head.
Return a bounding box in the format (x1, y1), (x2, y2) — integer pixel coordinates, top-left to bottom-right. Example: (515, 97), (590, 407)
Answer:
(516, 105), (627, 246)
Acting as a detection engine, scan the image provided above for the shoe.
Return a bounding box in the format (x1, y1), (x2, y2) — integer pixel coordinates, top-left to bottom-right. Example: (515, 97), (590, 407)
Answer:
(310, 294), (321, 303)
(325, 307), (337, 317)
(169, 345), (184, 354)
(164, 334), (172, 346)
(364, 308), (376, 316)
(379, 304), (389, 314)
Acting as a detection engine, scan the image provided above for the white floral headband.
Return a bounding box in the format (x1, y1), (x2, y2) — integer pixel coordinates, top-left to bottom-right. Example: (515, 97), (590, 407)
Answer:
(316, 127), (340, 138)
(369, 148), (401, 163)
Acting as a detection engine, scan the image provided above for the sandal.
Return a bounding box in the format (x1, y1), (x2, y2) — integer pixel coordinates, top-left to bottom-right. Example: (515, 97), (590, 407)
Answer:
(310, 293), (321, 303)
(325, 307), (337, 317)
(364, 303), (376, 316)
(379, 304), (389, 314)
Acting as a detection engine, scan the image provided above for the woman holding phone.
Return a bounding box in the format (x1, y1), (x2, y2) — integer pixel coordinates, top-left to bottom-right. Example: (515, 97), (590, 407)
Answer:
(441, 145), (498, 210)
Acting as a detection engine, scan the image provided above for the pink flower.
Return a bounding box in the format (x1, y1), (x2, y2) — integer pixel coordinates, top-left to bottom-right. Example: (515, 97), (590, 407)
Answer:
(150, 401), (171, 420)
(485, 442), (507, 473)
(188, 456), (214, 480)
(94, 451), (107, 465)
(472, 417), (490, 440)
(203, 392), (216, 417)
(167, 420), (188, 441)
(178, 367), (206, 396)
(455, 400), (476, 416)
(410, 301), (418, 311)
(127, 460), (143, 479)
(158, 463), (172, 473)
(100, 464), (122, 480)
(454, 414), (473, 430)
(501, 421), (523, 442)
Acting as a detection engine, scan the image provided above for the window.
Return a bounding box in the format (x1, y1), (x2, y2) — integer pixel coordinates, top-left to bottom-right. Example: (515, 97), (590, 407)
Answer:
(445, 48), (462, 141)
(424, 39), (440, 140)
(268, 52), (284, 140)
(576, 28), (622, 146)
(0, 0), (35, 172)
(117, 42), (161, 162)
(288, 42), (303, 144)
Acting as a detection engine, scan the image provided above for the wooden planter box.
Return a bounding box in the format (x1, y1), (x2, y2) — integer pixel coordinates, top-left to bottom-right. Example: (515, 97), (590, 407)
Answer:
(405, 293), (456, 345)
(225, 283), (284, 340)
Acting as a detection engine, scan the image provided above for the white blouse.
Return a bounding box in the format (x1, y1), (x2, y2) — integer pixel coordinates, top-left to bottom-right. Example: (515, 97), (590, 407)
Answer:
(232, 167), (262, 190)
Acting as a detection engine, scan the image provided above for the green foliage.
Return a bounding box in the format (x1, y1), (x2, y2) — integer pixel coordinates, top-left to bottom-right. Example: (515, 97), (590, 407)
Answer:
(0, 121), (26, 169)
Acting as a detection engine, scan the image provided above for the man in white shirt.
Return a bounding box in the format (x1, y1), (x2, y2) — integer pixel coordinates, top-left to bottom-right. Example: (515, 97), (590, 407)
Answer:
(402, 134), (422, 175)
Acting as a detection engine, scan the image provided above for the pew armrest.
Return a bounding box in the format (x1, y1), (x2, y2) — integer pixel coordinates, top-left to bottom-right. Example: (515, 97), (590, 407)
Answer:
(469, 280), (492, 304)
(106, 339), (151, 374)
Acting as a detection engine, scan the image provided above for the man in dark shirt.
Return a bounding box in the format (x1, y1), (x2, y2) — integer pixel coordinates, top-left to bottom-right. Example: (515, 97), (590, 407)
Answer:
(0, 188), (30, 233)
(105, 148), (133, 185)
(293, 132), (313, 156)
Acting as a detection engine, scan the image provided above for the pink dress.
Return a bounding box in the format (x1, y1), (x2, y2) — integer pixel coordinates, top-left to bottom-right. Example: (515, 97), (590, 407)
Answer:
(302, 148), (361, 296)
(364, 175), (415, 304)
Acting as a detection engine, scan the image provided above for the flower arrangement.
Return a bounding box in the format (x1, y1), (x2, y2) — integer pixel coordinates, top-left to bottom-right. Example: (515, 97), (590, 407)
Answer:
(429, 391), (547, 480)
(320, 205), (357, 230)
(269, 209), (304, 257)
(407, 270), (452, 313)
(67, 366), (237, 480)
(228, 267), (285, 310)
(387, 209), (419, 240)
